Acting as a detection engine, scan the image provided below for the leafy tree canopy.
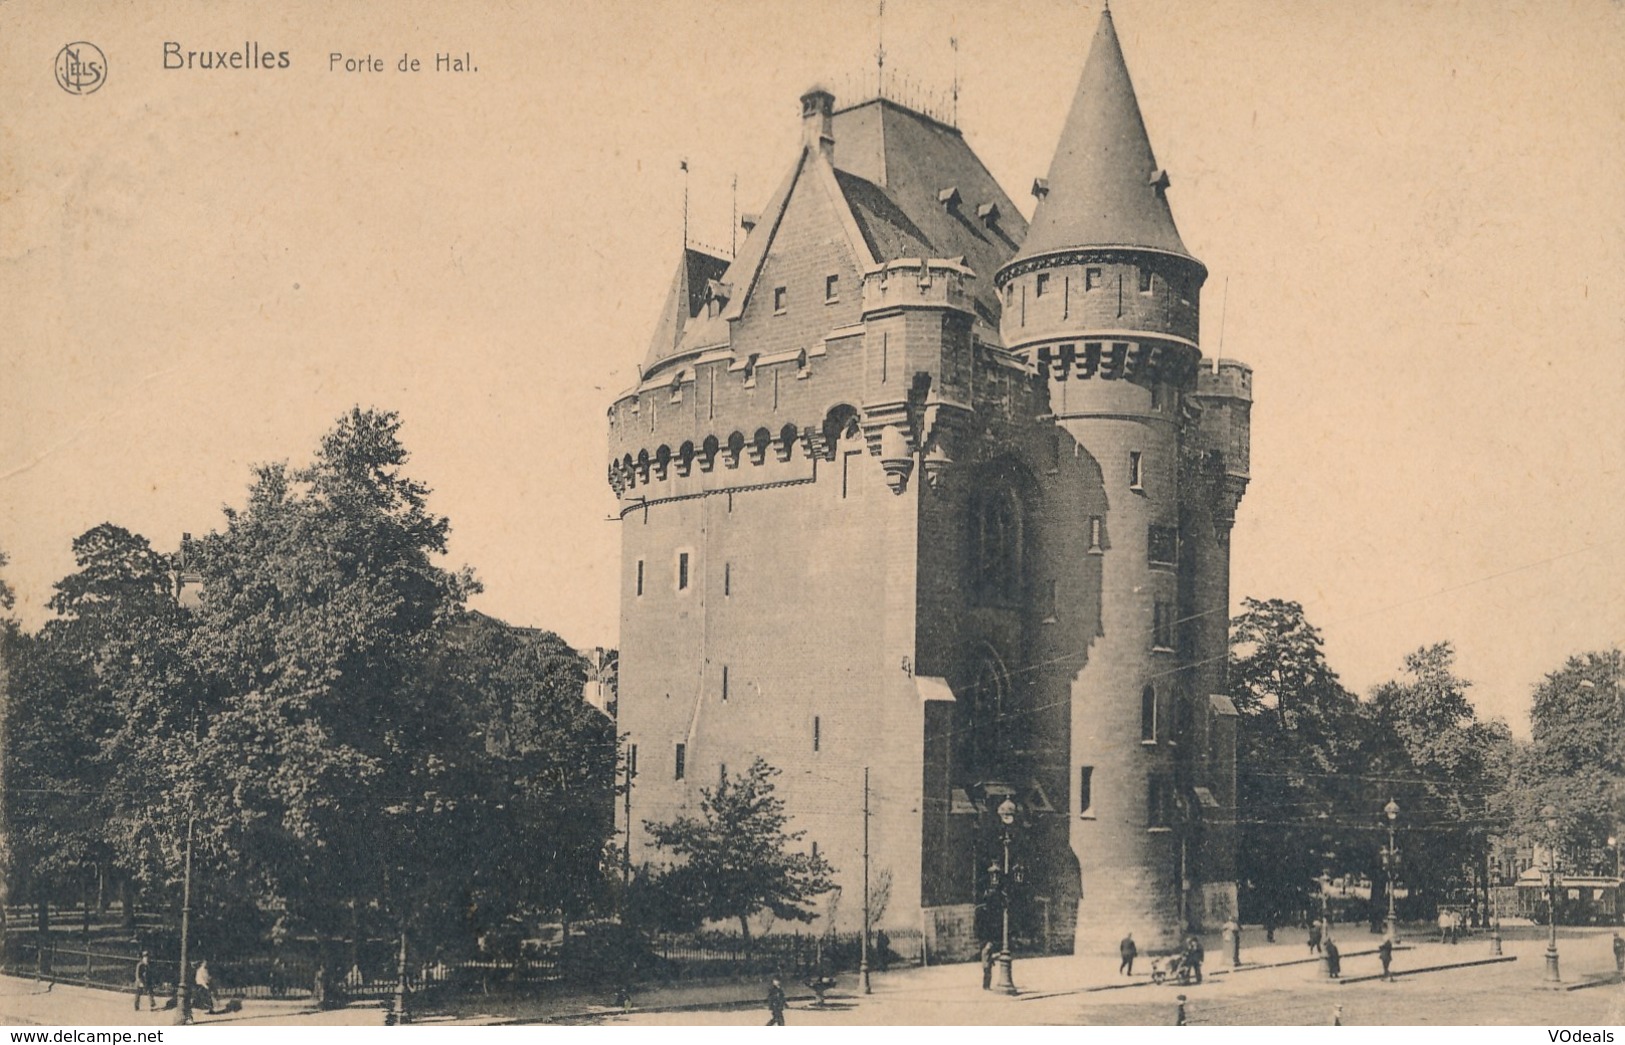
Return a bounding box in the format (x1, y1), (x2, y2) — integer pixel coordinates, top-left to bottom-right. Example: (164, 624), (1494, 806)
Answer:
(641, 758), (836, 945)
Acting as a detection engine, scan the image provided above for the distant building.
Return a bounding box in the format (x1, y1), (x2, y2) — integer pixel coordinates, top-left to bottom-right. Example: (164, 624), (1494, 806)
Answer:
(581, 646), (618, 718)
(607, 8), (1251, 956)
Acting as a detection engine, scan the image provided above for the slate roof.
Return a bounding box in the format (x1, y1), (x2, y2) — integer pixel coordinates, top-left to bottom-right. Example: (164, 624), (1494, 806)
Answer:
(831, 99), (1026, 332)
(642, 247), (733, 373)
(1009, 7), (1194, 266)
(642, 97), (1029, 373)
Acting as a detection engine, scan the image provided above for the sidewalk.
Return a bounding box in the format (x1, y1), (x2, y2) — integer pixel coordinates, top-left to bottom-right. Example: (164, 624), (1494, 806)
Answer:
(3, 925), (1618, 1026)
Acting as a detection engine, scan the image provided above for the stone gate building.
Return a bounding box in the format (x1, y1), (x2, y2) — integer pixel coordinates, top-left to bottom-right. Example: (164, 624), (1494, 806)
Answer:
(606, 7), (1252, 957)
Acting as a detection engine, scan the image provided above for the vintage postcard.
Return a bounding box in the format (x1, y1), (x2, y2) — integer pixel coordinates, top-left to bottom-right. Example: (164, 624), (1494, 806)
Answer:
(1, 0), (1621, 1034)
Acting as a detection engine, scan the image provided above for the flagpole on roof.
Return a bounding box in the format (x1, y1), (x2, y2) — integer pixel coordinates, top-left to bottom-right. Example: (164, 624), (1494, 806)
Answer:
(680, 158), (689, 252)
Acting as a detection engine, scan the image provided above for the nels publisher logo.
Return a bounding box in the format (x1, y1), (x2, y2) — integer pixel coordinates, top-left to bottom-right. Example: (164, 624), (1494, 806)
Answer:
(55, 42), (107, 95)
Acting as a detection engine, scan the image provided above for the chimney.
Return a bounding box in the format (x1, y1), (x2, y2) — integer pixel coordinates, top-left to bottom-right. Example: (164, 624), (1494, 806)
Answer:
(800, 86), (835, 158)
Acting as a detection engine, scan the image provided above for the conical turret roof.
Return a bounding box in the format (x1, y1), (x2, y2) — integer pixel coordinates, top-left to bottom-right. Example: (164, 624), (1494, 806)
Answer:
(1009, 7), (1193, 266)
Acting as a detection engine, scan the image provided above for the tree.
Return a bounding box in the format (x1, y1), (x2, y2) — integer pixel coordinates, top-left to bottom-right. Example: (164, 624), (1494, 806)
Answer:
(1367, 643), (1511, 912)
(642, 758), (836, 948)
(1228, 598), (1370, 922)
(1499, 650), (1623, 863)
(438, 612), (621, 935)
(3, 525), (187, 932)
(176, 407), (485, 957)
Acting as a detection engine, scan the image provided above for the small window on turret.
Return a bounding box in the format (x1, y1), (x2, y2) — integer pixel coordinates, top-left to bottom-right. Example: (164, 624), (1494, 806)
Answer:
(1088, 516), (1104, 553)
(1035, 273), (1050, 298)
(1129, 451), (1144, 491)
(1086, 267), (1103, 290)
(825, 274), (839, 302)
(1138, 267), (1153, 294)
(774, 286), (787, 314)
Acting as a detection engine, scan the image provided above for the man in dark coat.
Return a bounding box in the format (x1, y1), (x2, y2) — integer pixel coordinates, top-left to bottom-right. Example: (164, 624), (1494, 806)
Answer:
(1324, 938), (1341, 979)
(133, 951), (156, 1011)
(1307, 921), (1323, 955)
(766, 977), (786, 1026)
(1184, 936), (1204, 984)
(1378, 938), (1393, 980)
(1611, 931), (1623, 974)
(1119, 933), (1137, 976)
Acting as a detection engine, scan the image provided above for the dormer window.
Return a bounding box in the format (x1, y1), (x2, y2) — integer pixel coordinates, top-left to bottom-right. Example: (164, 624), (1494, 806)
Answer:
(937, 186), (962, 211)
(976, 202), (1000, 227)
(1031, 177), (1050, 200)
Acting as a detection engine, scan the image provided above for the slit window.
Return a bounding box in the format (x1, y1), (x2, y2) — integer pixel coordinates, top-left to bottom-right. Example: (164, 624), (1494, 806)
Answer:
(724, 562), (731, 596)
(675, 743), (686, 780)
(1148, 525), (1177, 568)
(678, 552), (690, 590)
(813, 715), (821, 752)
(1153, 601), (1176, 651)
(1141, 685), (1158, 743)
(1079, 766), (1094, 817)
(1088, 516), (1104, 553)
(1129, 451), (1144, 491)
(721, 665), (729, 701)
(636, 559), (645, 596)
(1148, 776), (1170, 828)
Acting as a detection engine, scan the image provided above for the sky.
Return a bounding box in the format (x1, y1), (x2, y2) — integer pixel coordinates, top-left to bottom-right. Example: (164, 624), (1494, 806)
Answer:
(2, 0), (1621, 735)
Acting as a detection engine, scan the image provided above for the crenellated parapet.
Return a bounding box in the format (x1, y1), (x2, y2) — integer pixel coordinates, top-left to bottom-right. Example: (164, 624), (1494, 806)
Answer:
(1189, 358), (1253, 532)
(860, 257), (978, 319)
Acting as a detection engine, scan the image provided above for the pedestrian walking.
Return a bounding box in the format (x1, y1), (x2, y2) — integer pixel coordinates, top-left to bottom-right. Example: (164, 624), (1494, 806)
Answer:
(1174, 994), (1187, 1026)
(1184, 936), (1205, 985)
(1437, 910), (1452, 945)
(1332, 1003), (1344, 1026)
(1222, 919), (1241, 967)
(1307, 921), (1322, 955)
(1611, 931), (1623, 974)
(133, 950), (157, 1011)
(194, 959), (216, 1015)
(765, 977), (786, 1026)
(980, 940), (995, 990)
(1378, 938), (1392, 981)
(1119, 932), (1137, 976)
(1324, 938), (1341, 979)
(1264, 913), (1276, 944)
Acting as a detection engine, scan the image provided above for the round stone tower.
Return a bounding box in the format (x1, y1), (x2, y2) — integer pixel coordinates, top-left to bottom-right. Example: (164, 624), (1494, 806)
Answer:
(995, 5), (1209, 955)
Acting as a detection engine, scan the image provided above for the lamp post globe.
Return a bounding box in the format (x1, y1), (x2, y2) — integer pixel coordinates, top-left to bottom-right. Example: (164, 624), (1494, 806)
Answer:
(991, 797), (1020, 996)
(1382, 799), (1400, 943)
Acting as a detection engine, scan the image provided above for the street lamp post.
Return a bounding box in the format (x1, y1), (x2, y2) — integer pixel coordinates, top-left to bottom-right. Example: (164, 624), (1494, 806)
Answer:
(175, 814), (195, 1026)
(1542, 805), (1560, 983)
(1382, 799), (1400, 944)
(990, 797), (1019, 996)
(860, 767), (871, 996)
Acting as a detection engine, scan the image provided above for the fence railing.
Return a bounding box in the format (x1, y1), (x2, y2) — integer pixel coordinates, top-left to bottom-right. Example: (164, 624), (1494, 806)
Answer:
(1, 926), (924, 1000)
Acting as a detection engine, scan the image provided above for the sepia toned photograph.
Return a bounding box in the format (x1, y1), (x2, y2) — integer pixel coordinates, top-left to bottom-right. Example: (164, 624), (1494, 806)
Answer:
(1, 0), (1621, 1032)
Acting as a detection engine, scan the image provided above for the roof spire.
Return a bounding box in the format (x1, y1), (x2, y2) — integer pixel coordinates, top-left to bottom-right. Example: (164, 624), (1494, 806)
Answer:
(1007, 4), (1195, 266)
